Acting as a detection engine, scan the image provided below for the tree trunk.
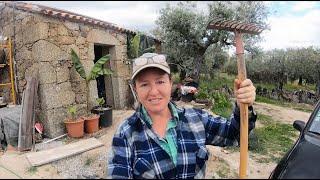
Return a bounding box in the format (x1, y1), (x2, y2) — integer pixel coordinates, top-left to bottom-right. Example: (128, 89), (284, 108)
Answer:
(180, 70), (186, 82)
(277, 81), (283, 92)
(193, 50), (205, 83)
(193, 56), (201, 83)
(298, 76), (303, 85)
(316, 71), (320, 96)
(316, 80), (320, 96)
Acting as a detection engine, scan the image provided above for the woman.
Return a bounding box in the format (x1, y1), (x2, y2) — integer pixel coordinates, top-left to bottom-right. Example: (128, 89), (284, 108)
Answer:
(107, 53), (257, 179)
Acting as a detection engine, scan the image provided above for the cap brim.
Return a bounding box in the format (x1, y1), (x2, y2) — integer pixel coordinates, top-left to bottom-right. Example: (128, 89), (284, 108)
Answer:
(131, 64), (170, 80)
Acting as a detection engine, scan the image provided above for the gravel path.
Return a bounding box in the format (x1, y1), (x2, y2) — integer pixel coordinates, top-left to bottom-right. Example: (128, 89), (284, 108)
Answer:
(49, 109), (134, 179)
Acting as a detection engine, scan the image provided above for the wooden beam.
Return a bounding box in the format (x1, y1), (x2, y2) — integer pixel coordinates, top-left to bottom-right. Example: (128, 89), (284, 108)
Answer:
(26, 137), (104, 166)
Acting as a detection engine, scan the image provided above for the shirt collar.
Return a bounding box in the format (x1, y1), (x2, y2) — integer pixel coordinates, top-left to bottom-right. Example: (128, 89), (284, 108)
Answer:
(140, 101), (179, 127)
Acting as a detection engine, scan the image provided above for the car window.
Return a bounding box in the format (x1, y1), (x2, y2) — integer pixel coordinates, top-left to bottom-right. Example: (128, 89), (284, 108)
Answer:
(309, 107), (320, 134)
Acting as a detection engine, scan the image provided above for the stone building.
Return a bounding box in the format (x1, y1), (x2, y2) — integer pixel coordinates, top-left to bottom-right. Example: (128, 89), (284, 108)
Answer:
(0, 2), (161, 137)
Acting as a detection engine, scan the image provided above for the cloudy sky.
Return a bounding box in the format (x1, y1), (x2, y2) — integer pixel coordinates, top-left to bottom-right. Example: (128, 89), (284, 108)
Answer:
(27, 1), (320, 51)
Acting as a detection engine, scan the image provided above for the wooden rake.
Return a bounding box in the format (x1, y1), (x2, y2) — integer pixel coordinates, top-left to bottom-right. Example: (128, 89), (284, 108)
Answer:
(207, 18), (267, 179)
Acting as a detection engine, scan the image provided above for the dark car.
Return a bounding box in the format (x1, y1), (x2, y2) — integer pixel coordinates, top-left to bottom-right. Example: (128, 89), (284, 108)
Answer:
(269, 100), (320, 179)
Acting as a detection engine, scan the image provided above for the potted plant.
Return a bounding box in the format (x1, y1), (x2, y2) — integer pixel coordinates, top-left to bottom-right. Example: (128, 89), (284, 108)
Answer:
(70, 49), (112, 133)
(64, 105), (85, 138)
(83, 113), (100, 134)
(91, 97), (113, 128)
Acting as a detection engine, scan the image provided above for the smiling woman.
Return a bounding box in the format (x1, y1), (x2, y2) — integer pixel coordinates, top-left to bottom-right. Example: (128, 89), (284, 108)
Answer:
(107, 53), (258, 179)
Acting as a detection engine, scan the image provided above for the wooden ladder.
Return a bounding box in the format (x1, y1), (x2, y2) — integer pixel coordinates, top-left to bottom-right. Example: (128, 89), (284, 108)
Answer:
(0, 37), (16, 105)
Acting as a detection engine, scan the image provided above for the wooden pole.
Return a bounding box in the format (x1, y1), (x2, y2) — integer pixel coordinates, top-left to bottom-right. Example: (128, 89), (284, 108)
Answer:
(235, 31), (249, 179)
(8, 37), (16, 105)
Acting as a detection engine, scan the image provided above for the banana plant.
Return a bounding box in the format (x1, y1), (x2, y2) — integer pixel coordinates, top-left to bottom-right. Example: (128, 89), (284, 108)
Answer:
(70, 49), (113, 112)
(127, 32), (156, 59)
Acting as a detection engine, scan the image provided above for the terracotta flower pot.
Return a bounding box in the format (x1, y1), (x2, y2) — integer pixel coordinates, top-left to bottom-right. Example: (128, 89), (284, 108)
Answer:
(64, 118), (85, 138)
(84, 114), (100, 134)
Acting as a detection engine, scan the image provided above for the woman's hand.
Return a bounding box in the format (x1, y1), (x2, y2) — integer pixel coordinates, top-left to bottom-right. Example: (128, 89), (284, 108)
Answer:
(234, 79), (256, 106)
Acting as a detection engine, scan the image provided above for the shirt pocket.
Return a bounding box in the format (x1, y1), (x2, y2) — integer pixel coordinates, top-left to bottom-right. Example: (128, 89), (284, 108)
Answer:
(133, 157), (156, 179)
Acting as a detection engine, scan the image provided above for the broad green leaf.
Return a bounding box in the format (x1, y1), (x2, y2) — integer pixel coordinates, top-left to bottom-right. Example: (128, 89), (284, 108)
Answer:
(103, 68), (113, 75)
(70, 49), (86, 80)
(87, 54), (113, 81)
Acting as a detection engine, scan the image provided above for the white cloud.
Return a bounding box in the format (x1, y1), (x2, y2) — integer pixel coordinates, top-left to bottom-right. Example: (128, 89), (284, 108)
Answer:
(74, 6), (161, 33)
(292, 1), (317, 12)
(27, 1), (171, 32)
(26, 1), (320, 50)
(260, 9), (320, 50)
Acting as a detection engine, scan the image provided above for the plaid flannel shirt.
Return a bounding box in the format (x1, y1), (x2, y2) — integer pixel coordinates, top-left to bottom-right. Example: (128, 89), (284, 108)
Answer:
(107, 102), (257, 179)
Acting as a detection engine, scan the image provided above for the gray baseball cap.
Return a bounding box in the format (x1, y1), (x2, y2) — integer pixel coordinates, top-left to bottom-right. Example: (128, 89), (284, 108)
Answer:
(131, 53), (170, 81)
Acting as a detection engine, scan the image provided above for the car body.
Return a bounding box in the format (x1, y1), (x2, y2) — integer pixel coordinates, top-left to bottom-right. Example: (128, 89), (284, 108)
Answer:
(269, 100), (320, 179)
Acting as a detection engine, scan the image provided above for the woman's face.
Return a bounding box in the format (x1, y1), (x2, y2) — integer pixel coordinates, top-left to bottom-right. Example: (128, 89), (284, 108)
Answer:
(134, 68), (172, 115)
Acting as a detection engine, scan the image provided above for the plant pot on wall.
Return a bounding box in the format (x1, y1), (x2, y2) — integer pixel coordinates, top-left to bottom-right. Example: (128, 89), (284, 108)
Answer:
(84, 114), (100, 134)
(91, 106), (112, 128)
(64, 118), (85, 138)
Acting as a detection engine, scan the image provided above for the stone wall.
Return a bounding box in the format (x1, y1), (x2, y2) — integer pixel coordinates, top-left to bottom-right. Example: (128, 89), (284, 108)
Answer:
(0, 5), (132, 137)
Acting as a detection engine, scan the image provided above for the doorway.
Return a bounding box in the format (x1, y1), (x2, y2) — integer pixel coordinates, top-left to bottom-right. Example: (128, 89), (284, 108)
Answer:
(94, 44), (113, 107)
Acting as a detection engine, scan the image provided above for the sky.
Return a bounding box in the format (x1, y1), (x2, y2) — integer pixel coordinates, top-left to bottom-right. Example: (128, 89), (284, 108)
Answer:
(26, 1), (320, 51)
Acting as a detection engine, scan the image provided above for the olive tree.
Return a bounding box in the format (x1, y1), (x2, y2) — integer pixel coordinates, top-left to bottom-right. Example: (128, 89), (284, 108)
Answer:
(153, 1), (270, 82)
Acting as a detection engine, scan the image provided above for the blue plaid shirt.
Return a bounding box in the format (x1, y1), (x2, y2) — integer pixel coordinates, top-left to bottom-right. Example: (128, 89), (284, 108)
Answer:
(107, 102), (257, 179)
(141, 103), (179, 166)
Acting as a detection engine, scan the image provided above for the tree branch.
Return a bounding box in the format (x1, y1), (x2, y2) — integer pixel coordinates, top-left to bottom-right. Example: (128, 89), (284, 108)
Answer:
(204, 31), (220, 49)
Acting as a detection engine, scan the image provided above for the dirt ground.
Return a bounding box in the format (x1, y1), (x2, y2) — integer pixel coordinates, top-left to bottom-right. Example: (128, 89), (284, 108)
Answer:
(0, 101), (312, 178)
(205, 101), (312, 179)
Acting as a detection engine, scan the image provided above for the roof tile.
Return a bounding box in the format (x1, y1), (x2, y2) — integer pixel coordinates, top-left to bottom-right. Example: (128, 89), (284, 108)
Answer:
(4, 1), (136, 34)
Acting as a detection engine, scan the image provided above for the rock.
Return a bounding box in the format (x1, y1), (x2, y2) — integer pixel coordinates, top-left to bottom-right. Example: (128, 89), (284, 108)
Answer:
(32, 40), (64, 62)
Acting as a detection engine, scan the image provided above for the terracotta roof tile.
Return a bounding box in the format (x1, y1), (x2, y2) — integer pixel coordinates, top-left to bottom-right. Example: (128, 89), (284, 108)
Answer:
(4, 1), (137, 34)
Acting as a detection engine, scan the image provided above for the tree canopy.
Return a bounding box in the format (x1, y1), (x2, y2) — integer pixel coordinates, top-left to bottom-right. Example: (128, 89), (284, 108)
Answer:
(224, 46), (320, 95)
(153, 1), (270, 82)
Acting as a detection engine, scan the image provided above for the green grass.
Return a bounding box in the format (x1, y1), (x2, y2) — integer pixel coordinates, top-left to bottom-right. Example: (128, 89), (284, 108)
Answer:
(225, 113), (299, 163)
(292, 106), (314, 113)
(211, 106), (233, 119)
(210, 92), (233, 118)
(250, 123), (296, 153)
(212, 158), (238, 179)
(257, 114), (274, 125)
(27, 166), (37, 174)
(249, 123), (298, 163)
(255, 82), (276, 91)
(200, 72), (234, 90)
(196, 72), (313, 164)
(256, 95), (286, 106)
(284, 81), (316, 92)
(84, 157), (93, 166)
(252, 80), (315, 92)
(256, 95), (313, 113)
(85, 157), (94, 166)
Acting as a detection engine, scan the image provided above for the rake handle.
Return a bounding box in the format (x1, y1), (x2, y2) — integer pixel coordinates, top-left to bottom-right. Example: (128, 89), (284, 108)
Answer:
(235, 31), (249, 179)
